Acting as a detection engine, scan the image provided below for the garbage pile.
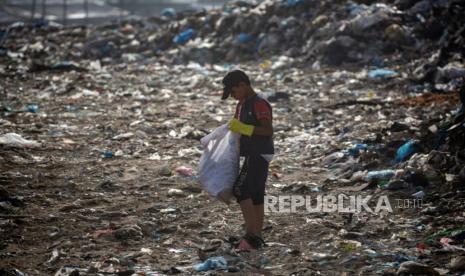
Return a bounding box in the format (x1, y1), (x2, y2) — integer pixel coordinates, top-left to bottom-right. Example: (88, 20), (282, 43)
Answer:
(1, 0), (465, 275)
(1, 1), (464, 81)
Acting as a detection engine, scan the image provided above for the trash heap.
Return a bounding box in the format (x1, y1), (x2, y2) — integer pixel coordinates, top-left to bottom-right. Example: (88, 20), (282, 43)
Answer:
(1, 0), (464, 86)
(1, 0), (465, 275)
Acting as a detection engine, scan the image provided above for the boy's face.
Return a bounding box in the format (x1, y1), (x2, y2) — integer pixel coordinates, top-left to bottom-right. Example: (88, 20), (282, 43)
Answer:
(230, 82), (248, 101)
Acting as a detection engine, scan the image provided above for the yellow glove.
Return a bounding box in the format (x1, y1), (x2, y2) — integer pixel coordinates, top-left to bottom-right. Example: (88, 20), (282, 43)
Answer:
(229, 119), (254, 137)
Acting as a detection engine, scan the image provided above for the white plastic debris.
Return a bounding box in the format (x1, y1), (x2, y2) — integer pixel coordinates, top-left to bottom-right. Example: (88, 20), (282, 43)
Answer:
(112, 132), (134, 140)
(0, 133), (41, 148)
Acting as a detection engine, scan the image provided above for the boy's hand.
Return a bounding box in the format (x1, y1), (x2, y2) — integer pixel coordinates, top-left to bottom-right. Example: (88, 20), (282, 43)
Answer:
(229, 119), (254, 136)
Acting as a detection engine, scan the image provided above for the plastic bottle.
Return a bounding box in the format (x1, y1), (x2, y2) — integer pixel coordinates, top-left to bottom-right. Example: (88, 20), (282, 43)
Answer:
(364, 170), (396, 181)
(173, 28), (194, 44)
(395, 140), (417, 162)
(368, 69), (397, 79)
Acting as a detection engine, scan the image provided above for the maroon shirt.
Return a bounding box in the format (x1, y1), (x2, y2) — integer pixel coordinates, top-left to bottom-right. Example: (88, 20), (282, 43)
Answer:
(234, 96), (272, 121)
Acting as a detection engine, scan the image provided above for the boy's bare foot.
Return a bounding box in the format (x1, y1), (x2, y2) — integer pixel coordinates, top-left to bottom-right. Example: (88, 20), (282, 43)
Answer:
(235, 238), (255, 252)
(234, 235), (266, 252)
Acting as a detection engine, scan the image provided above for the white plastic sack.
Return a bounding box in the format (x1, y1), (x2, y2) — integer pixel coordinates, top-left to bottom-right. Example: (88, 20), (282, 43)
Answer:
(199, 124), (240, 202)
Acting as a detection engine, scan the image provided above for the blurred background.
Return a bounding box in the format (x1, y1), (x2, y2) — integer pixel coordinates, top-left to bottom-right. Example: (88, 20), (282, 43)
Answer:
(0, 0), (231, 25)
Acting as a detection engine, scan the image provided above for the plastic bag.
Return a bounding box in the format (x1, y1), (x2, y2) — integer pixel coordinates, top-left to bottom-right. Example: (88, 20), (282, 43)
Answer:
(199, 124), (240, 203)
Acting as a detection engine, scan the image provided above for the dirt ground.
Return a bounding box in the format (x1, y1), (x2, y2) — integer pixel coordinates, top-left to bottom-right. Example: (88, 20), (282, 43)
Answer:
(1, 58), (464, 276)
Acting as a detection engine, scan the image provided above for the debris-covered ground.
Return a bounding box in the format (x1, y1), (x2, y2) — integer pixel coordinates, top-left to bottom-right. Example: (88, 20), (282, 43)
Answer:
(1, 0), (465, 275)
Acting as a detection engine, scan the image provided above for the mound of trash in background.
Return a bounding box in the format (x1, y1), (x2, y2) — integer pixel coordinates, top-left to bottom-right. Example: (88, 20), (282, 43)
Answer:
(1, 0), (464, 275)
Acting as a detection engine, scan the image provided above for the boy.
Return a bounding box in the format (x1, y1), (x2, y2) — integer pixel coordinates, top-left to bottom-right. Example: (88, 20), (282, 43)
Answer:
(221, 70), (274, 251)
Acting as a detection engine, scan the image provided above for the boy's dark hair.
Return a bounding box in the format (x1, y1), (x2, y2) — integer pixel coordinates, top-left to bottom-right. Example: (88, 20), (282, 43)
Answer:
(221, 70), (251, 100)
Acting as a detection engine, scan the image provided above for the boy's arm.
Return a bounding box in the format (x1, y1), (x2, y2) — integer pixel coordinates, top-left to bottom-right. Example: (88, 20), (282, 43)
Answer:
(229, 118), (273, 137)
(253, 119), (273, 136)
(229, 100), (273, 137)
(253, 100), (273, 136)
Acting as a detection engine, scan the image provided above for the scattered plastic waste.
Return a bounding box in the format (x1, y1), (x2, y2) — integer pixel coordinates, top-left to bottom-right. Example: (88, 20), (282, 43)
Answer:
(311, 187), (321, 193)
(259, 255), (269, 266)
(167, 188), (184, 197)
(161, 8), (176, 18)
(368, 69), (398, 79)
(412, 190), (425, 199)
(1, 1), (465, 275)
(194, 256), (227, 272)
(26, 104), (39, 113)
(377, 180), (389, 189)
(103, 151), (114, 158)
(112, 132), (134, 140)
(347, 143), (368, 156)
(364, 170), (396, 181)
(175, 166), (194, 177)
(396, 140), (418, 162)
(173, 28), (195, 44)
(286, 0), (305, 7)
(237, 33), (253, 44)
